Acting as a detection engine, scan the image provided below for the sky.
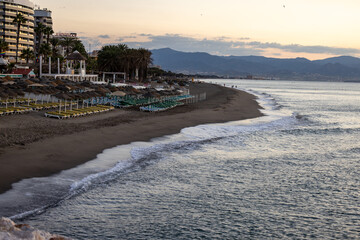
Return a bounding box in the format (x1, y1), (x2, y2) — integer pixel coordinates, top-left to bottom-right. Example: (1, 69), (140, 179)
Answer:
(33, 0), (360, 60)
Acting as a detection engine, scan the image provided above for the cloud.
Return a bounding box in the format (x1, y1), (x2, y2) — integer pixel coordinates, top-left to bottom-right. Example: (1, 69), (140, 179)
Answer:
(78, 36), (103, 51)
(123, 34), (263, 56)
(79, 33), (360, 58)
(246, 42), (360, 55)
(98, 34), (110, 39)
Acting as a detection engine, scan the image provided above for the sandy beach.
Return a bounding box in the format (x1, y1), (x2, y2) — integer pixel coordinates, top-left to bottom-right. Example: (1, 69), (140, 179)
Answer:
(0, 83), (263, 194)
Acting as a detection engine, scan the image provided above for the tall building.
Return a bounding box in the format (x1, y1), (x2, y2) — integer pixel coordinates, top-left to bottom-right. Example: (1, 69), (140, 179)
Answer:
(34, 8), (52, 48)
(0, 0), (35, 61)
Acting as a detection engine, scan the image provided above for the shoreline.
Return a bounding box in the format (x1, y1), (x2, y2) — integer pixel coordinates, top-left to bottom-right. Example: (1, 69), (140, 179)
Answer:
(0, 83), (263, 194)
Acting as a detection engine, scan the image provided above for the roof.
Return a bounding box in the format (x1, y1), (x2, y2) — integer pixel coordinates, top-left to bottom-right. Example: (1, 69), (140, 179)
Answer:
(11, 69), (34, 75)
(66, 51), (87, 61)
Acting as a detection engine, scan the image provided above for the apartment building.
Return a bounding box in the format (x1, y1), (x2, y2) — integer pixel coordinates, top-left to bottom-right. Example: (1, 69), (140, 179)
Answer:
(0, 0), (34, 61)
(34, 7), (52, 47)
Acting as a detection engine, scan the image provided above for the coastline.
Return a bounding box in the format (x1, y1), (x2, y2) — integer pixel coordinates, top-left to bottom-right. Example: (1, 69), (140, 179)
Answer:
(0, 83), (263, 194)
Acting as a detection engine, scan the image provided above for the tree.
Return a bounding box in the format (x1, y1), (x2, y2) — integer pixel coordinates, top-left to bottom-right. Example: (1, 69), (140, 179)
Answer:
(86, 57), (98, 73)
(49, 37), (60, 58)
(72, 39), (88, 57)
(136, 48), (152, 81)
(124, 48), (138, 80)
(124, 48), (152, 81)
(12, 13), (27, 63)
(44, 26), (54, 44)
(0, 39), (9, 58)
(97, 44), (128, 72)
(60, 37), (75, 56)
(38, 43), (51, 60)
(20, 48), (34, 64)
(34, 23), (46, 55)
(6, 62), (15, 73)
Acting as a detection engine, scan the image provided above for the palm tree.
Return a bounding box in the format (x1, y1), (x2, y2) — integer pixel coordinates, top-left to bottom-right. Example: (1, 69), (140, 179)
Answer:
(123, 47), (136, 80)
(0, 39), (9, 58)
(34, 23), (46, 55)
(136, 48), (152, 81)
(97, 44), (127, 72)
(72, 39), (88, 57)
(129, 48), (140, 80)
(97, 44), (152, 81)
(12, 13), (27, 63)
(20, 48), (34, 64)
(44, 26), (54, 44)
(60, 37), (75, 56)
(49, 37), (60, 58)
(39, 43), (51, 60)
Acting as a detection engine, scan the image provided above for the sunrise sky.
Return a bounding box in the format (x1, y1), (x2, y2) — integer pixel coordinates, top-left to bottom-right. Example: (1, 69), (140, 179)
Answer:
(33, 0), (360, 60)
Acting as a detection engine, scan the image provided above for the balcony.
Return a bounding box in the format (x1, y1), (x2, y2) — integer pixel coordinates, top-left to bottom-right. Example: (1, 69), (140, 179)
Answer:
(3, 5), (34, 15)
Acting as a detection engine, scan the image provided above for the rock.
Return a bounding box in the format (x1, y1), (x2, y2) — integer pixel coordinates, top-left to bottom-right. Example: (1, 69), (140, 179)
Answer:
(0, 217), (72, 240)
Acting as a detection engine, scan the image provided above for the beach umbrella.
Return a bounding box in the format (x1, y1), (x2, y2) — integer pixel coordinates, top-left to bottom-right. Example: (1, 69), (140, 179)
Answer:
(0, 58), (9, 66)
(66, 51), (87, 61)
(111, 91), (126, 97)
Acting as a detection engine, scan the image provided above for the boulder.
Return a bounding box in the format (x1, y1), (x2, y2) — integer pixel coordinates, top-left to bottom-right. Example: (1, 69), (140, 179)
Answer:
(0, 217), (72, 240)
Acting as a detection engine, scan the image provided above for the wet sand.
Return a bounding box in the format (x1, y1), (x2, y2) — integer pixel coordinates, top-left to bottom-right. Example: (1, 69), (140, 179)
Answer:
(0, 83), (263, 194)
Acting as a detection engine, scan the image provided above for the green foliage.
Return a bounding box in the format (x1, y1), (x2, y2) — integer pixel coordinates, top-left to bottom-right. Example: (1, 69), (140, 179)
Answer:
(72, 39), (88, 57)
(60, 37), (75, 56)
(49, 37), (61, 58)
(34, 23), (46, 55)
(20, 48), (34, 64)
(97, 44), (127, 72)
(44, 26), (54, 44)
(97, 44), (152, 81)
(6, 62), (15, 73)
(86, 57), (98, 73)
(39, 43), (52, 58)
(0, 39), (9, 54)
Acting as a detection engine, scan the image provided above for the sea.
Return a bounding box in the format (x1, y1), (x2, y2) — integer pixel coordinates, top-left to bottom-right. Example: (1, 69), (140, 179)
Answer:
(0, 79), (360, 239)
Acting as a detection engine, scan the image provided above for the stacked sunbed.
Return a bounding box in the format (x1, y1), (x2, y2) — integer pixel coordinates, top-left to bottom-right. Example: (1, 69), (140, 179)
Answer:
(44, 105), (115, 119)
(140, 100), (184, 112)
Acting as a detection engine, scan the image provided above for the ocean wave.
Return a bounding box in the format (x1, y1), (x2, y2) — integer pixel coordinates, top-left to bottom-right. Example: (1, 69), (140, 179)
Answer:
(280, 126), (360, 136)
(67, 87), (300, 203)
(10, 86), (299, 220)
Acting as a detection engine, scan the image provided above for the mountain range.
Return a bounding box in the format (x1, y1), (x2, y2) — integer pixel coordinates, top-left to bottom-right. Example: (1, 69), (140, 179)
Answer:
(151, 48), (360, 81)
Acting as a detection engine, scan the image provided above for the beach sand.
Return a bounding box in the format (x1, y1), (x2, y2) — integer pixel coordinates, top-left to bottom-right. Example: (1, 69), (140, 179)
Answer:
(0, 83), (263, 194)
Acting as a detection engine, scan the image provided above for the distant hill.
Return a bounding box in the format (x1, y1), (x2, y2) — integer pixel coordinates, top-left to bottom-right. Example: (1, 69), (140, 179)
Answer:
(151, 48), (360, 81)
